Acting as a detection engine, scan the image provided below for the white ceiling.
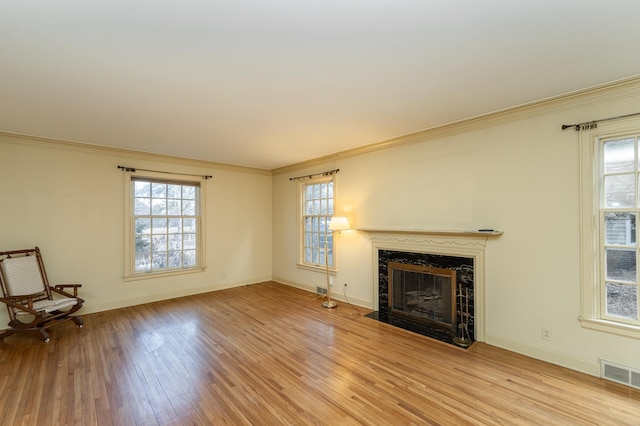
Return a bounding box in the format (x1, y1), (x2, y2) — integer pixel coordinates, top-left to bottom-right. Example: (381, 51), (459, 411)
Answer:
(1, 1), (640, 170)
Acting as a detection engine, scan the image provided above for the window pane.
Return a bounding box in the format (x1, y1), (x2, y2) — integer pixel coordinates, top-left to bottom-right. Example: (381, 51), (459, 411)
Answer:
(182, 186), (196, 200)
(151, 183), (166, 198)
(184, 250), (196, 266)
(168, 250), (182, 268)
(152, 218), (167, 233)
(152, 251), (167, 269)
(152, 235), (167, 252)
(605, 212), (636, 245)
(135, 218), (151, 234)
(167, 199), (181, 215)
(152, 198), (167, 215)
(168, 218), (181, 233)
(606, 282), (638, 320)
(134, 197), (151, 215)
(169, 234), (182, 250)
(604, 138), (634, 173)
(183, 218), (196, 232)
(605, 248), (636, 282)
(183, 200), (196, 215)
(183, 233), (196, 249)
(604, 174), (635, 208)
(134, 253), (151, 272)
(167, 184), (181, 198)
(135, 235), (150, 253)
(134, 181), (151, 197)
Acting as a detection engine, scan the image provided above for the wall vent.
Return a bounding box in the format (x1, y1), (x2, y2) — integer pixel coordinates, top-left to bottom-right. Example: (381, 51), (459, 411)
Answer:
(316, 286), (327, 295)
(601, 360), (640, 390)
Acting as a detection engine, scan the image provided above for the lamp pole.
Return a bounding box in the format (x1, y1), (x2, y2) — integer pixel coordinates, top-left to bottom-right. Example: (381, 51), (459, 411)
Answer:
(323, 229), (337, 309)
(322, 216), (350, 309)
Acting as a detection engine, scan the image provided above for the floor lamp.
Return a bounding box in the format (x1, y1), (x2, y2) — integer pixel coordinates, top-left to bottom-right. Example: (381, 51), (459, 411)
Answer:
(323, 216), (350, 309)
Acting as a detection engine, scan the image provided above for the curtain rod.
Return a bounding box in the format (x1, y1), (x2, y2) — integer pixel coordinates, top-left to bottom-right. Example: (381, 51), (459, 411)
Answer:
(561, 111), (640, 131)
(117, 165), (212, 179)
(289, 169), (340, 181)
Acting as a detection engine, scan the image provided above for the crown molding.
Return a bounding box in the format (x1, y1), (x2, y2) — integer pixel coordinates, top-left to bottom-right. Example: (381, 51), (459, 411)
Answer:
(0, 131), (272, 176)
(273, 74), (640, 175)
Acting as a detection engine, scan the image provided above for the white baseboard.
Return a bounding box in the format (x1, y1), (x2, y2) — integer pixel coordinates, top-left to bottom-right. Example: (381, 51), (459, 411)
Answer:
(82, 277), (270, 315)
(271, 276), (373, 309)
(485, 335), (600, 377)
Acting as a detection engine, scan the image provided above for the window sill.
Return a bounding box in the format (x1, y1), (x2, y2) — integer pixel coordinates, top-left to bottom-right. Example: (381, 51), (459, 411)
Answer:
(296, 263), (337, 275)
(123, 267), (206, 282)
(579, 317), (640, 340)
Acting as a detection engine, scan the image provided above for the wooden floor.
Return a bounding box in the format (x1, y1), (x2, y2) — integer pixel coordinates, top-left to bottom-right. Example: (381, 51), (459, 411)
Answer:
(1, 282), (639, 425)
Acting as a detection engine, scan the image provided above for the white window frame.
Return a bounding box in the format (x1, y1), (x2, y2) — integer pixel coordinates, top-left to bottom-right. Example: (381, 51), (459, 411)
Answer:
(579, 118), (640, 338)
(297, 175), (336, 272)
(123, 171), (207, 281)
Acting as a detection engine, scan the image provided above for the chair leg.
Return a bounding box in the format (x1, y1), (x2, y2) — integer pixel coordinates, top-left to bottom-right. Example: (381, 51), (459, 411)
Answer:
(38, 328), (50, 343)
(71, 316), (83, 328)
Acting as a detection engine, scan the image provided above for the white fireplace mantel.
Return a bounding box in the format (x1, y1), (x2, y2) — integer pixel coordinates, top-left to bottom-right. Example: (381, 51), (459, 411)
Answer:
(358, 228), (502, 245)
(362, 228), (502, 343)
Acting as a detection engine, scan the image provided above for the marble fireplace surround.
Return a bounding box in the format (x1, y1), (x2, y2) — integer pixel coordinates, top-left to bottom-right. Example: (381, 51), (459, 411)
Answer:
(361, 229), (502, 343)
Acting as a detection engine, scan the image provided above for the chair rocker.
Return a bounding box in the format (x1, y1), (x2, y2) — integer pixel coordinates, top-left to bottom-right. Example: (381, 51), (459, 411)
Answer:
(0, 247), (84, 342)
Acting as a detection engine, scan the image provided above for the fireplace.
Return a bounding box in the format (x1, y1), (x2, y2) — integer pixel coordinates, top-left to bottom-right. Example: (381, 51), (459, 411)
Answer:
(388, 262), (456, 330)
(369, 249), (474, 346)
(362, 229), (499, 346)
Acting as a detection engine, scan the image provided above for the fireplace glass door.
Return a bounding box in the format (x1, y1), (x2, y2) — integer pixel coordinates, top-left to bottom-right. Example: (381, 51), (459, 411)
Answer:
(388, 262), (456, 329)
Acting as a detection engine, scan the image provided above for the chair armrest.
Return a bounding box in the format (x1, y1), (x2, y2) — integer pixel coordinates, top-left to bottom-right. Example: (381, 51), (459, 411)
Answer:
(53, 284), (81, 297)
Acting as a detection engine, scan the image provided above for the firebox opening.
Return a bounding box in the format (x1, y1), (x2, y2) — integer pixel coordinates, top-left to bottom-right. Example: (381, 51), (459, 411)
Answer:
(388, 262), (456, 331)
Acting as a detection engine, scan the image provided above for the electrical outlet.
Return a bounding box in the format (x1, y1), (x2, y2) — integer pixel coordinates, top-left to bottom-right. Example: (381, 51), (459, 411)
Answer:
(329, 276), (334, 286)
(89, 292), (95, 300)
(542, 328), (552, 341)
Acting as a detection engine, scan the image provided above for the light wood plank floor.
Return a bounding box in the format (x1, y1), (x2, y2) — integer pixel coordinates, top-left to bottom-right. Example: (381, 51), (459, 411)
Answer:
(1, 281), (639, 425)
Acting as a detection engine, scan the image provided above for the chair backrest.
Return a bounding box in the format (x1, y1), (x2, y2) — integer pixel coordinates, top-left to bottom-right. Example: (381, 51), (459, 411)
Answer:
(0, 250), (49, 298)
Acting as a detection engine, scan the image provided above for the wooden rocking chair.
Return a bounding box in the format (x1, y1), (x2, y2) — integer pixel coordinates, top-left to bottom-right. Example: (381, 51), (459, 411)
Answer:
(0, 247), (84, 342)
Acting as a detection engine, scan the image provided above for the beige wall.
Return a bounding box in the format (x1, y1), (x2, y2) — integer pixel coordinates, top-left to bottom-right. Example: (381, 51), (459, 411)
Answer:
(0, 134), (272, 323)
(272, 79), (640, 376)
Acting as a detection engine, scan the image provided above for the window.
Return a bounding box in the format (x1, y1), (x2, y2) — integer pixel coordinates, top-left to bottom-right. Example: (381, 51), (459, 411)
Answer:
(580, 121), (640, 337)
(299, 176), (334, 269)
(124, 173), (206, 279)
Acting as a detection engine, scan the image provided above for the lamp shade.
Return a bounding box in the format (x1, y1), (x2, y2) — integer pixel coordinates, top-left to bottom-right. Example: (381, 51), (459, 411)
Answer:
(329, 216), (350, 231)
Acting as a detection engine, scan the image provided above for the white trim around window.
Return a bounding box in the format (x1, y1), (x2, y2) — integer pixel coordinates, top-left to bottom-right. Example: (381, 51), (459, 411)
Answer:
(297, 175), (336, 273)
(579, 117), (640, 339)
(123, 170), (207, 281)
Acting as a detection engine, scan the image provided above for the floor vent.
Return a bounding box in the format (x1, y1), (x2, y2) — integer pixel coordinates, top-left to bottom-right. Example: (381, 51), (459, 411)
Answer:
(316, 286), (327, 295)
(601, 360), (640, 390)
